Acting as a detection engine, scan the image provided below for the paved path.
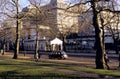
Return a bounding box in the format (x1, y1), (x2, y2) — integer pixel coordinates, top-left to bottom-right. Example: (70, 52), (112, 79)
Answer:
(18, 50), (119, 59)
(3, 51), (119, 70)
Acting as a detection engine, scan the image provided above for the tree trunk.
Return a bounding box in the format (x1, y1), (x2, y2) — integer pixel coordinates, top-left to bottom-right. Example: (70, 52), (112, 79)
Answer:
(118, 53), (120, 67)
(13, 0), (20, 59)
(13, 19), (21, 59)
(91, 1), (106, 69)
(34, 30), (39, 59)
(114, 39), (119, 54)
(2, 40), (6, 55)
(62, 35), (66, 52)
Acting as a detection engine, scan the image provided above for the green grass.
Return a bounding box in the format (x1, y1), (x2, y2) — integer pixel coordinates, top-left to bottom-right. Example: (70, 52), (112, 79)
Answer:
(0, 55), (119, 79)
(70, 67), (120, 76)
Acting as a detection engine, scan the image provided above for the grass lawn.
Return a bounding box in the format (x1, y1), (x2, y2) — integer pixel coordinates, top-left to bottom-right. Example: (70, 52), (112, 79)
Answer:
(0, 55), (120, 79)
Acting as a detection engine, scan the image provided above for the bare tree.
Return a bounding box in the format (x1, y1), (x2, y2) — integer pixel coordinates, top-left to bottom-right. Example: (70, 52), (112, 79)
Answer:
(57, 12), (79, 51)
(67, 0), (120, 69)
(27, 0), (49, 60)
(103, 13), (120, 53)
(27, 1), (87, 52)
(0, 18), (16, 54)
(11, 0), (22, 59)
(0, 0), (26, 59)
(102, 12), (120, 67)
(0, 21), (9, 55)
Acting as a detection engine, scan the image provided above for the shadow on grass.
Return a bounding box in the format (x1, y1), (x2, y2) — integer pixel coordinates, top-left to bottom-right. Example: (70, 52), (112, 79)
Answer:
(0, 76), (98, 79)
(1, 70), (20, 76)
(0, 75), (98, 79)
(39, 63), (66, 67)
(0, 70), (98, 79)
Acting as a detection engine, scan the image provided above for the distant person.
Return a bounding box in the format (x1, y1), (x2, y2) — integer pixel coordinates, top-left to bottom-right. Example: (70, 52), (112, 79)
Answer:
(38, 52), (41, 59)
(34, 53), (39, 62)
(104, 53), (110, 69)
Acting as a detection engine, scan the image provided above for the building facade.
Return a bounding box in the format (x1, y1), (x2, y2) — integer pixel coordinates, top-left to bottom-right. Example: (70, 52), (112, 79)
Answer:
(22, 0), (85, 51)
(21, 0), (120, 52)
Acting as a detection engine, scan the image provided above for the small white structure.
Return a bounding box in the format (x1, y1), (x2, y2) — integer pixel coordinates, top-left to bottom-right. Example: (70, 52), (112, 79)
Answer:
(50, 38), (63, 51)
